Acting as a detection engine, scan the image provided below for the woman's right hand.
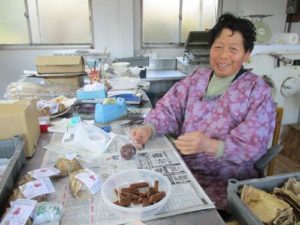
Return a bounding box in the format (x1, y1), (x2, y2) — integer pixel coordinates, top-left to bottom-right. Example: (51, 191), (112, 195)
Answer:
(130, 125), (153, 146)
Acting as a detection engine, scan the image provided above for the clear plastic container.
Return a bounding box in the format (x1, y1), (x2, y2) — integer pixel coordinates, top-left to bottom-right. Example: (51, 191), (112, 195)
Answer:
(101, 169), (172, 219)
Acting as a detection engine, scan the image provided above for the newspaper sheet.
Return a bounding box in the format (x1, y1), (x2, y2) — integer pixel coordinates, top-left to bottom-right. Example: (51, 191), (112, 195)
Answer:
(41, 121), (215, 225)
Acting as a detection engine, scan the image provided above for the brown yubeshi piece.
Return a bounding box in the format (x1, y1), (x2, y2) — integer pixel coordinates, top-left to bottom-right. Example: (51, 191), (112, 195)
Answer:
(142, 198), (150, 207)
(147, 187), (157, 198)
(154, 180), (159, 192)
(120, 197), (131, 207)
(129, 182), (149, 189)
(120, 144), (136, 160)
(149, 191), (166, 204)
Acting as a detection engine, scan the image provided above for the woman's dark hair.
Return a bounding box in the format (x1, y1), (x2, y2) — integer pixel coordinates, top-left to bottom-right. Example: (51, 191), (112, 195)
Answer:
(208, 13), (256, 52)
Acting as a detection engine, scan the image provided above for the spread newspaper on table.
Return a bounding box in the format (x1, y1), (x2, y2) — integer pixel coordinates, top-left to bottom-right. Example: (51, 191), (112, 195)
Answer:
(41, 120), (215, 225)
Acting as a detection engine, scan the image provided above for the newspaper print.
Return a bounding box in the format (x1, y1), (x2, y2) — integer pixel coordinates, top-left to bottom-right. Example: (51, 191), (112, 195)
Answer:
(41, 120), (215, 225)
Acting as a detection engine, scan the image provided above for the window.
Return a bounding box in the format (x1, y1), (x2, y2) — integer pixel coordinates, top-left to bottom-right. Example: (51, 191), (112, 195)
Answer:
(0, 0), (93, 46)
(142, 0), (220, 47)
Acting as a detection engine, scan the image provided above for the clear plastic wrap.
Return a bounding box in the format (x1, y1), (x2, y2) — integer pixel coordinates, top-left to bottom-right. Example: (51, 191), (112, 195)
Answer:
(4, 79), (76, 100)
(32, 202), (63, 225)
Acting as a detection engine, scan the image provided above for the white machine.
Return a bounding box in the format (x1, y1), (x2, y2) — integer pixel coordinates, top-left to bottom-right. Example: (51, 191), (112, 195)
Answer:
(245, 44), (300, 125)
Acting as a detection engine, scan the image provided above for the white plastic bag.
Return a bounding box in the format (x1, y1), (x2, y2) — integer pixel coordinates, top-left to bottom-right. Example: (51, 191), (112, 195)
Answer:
(62, 122), (114, 154)
(32, 202), (63, 225)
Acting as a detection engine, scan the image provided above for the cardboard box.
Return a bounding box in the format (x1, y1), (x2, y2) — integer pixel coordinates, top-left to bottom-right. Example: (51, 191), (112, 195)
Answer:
(0, 100), (40, 157)
(43, 75), (85, 89)
(36, 56), (84, 74)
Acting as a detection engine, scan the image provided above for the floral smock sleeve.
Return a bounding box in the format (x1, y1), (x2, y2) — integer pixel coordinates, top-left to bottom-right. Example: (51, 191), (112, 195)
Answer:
(144, 68), (276, 209)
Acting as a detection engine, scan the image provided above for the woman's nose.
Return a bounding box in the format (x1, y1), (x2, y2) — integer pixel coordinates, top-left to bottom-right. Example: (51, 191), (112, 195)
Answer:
(219, 48), (229, 58)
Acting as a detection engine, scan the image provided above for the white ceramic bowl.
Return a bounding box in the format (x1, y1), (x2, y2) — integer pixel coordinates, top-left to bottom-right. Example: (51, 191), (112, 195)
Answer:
(101, 169), (172, 219)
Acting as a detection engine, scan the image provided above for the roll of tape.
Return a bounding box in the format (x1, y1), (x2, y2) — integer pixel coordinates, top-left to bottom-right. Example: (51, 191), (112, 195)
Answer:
(280, 77), (300, 98)
(272, 33), (299, 45)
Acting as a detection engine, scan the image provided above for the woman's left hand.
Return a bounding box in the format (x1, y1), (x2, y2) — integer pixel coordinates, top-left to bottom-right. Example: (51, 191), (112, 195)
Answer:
(174, 131), (219, 155)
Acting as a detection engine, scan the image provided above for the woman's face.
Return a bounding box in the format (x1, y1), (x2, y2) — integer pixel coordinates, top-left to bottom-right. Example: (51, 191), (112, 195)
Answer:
(210, 28), (251, 77)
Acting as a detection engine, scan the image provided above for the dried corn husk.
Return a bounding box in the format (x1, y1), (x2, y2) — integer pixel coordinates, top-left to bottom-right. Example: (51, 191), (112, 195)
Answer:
(274, 178), (300, 219)
(9, 188), (25, 202)
(17, 174), (34, 186)
(241, 185), (290, 224)
(69, 169), (89, 200)
(272, 207), (299, 225)
(9, 187), (47, 202)
(55, 158), (82, 177)
(9, 175), (47, 202)
(282, 178), (300, 200)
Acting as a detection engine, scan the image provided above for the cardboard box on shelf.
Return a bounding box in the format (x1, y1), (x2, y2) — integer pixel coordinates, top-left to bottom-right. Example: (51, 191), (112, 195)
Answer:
(43, 74), (85, 89)
(35, 56), (85, 74)
(0, 100), (40, 157)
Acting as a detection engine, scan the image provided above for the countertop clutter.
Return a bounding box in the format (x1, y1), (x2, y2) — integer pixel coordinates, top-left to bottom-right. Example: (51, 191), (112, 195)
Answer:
(0, 55), (226, 225)
(2, 55), (300, 225)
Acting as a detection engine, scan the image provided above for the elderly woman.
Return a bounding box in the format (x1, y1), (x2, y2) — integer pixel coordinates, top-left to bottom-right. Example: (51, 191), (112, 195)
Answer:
(131, 13), (276, 210)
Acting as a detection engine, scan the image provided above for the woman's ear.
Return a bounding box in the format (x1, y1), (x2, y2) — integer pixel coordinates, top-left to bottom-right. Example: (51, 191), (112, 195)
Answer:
(243, 50), (251, 63)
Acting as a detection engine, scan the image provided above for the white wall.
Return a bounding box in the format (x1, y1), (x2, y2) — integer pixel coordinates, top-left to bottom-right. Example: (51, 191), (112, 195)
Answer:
(0, 0), (134, 98)
(233, 0), (287, 34)
(133, 0), (296, 58)
(92, 0), (133, 57)
(0, 0), (299, 97)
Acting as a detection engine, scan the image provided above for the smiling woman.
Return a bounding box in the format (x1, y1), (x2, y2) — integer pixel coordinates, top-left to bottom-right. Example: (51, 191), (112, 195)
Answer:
(0, 0), (93, 46)
(209, 28), (251, 77)
(131, 13), (276, 211)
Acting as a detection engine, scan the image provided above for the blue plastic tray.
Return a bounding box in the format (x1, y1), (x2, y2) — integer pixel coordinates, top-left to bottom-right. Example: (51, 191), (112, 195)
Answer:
(76, 88), (106, 100)
(94, 98), (127, 123)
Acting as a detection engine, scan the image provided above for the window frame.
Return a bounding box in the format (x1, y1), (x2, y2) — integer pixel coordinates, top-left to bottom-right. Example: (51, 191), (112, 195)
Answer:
(0, 0), (94, 49)
(140, 0), (223, 49)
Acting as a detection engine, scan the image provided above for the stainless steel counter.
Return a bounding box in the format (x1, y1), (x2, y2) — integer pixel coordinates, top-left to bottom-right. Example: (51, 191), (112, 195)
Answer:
(142, 70), (187, 100)
(143, 70), (187, 81)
